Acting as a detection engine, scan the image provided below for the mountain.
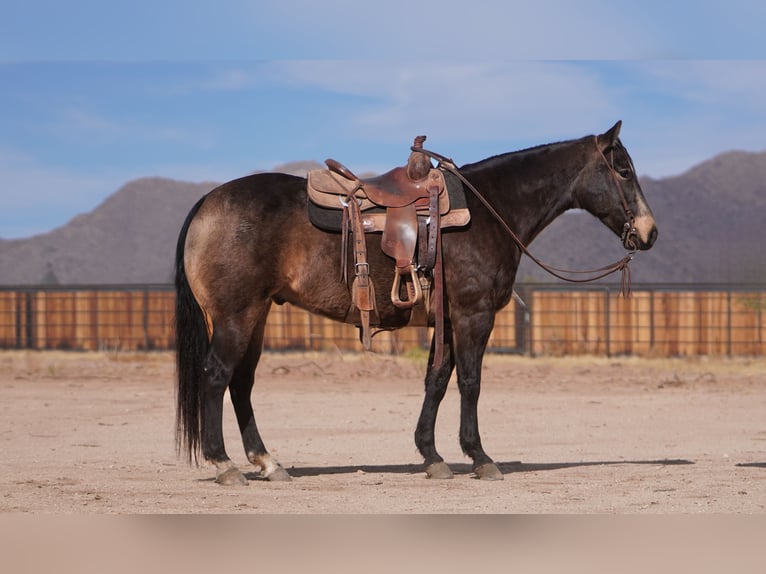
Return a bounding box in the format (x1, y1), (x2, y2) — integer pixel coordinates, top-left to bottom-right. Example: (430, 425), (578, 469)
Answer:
(0, 152), (764, 286)
(0, 162), (321, 286)
(0, 178), (215, 285)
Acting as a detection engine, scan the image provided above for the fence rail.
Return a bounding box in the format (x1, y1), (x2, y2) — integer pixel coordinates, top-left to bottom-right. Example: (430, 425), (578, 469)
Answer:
(0, 284), (764, 356)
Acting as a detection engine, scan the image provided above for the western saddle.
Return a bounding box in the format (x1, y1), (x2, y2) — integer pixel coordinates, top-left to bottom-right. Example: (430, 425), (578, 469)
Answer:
(306, 136), (470, 365)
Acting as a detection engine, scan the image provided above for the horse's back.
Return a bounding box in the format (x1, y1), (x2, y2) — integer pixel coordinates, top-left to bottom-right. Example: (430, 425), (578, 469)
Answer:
(182, 172), (353, 321)
(196, 172), (306, 223)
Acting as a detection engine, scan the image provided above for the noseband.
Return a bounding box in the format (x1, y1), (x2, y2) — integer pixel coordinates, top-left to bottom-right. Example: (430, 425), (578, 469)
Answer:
(594, 136), (638, 251)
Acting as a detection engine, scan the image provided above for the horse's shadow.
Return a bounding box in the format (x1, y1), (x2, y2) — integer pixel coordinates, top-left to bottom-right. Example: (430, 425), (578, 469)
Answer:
(244, 458), (694, 480)
(736, 462), (766, 468)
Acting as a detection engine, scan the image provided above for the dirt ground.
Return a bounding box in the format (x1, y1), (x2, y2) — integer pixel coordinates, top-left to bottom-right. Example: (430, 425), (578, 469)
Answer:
(1, 349), (764, 514)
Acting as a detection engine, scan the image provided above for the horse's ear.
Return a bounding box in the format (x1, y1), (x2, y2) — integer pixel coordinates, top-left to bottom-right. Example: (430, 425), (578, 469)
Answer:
(597, 120), (622, 148)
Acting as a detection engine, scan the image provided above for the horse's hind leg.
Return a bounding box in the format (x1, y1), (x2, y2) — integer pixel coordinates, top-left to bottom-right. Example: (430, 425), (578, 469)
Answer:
(201, 308), (269, 486)
(228, 314), (291, 482)
(200, 354), (246, 485)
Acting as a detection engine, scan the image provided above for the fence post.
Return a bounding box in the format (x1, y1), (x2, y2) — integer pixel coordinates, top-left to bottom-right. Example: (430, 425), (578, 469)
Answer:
(142, 289), (150, 350)
(604, 288), (611, 358)
(514, 285), (530, 355)
(649, 289), (655, 353)
(93, 292), (99, 351)
(526, 286), (536, 357)
(25, 291), (35, 349)
(14, 292), (22, 349)
(726, 290), (732, 357)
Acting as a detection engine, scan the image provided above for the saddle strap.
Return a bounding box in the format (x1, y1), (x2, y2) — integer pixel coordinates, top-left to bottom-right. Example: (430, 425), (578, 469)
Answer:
(425, 184), (440, 272)
(416, 190), (440, 272)
(341, 205), (349, 284)
(347, 197), (377, 350)
(408, 184), (445, 367)
(432, 216), (445, 368)
(429, 184), (444, 367)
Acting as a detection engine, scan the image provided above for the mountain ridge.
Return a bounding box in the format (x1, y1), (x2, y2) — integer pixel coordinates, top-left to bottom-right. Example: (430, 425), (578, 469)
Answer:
(1, 151), (765, 286)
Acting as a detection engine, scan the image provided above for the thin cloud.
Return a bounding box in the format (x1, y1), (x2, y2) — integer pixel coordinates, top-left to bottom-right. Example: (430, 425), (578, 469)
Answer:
(256, 1), (662, 59)
(3, 1), (764, 61)
(49, 107), (217, 149)
(201, 68), (256, 91)
(642, 61), (766, 112)
(275, 61), (618, 144)
(163, 66), (265, 94)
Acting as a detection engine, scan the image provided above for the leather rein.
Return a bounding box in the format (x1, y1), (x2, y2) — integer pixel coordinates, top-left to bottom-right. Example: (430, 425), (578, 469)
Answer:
(418, 139), (639, 296)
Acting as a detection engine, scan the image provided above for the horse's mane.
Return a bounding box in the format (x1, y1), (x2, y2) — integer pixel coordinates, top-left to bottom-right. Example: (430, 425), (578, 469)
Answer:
(458, 138), (577, 172)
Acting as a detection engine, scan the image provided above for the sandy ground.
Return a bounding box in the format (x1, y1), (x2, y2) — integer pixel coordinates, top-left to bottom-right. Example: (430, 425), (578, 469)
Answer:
(0, 349), (764, 514)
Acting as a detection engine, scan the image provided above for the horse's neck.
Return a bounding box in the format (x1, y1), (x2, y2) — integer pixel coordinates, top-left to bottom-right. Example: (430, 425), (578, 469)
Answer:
(465, 140), (585, 244)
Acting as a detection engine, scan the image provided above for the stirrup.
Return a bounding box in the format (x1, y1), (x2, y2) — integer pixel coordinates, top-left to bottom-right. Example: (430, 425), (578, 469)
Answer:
(391, 265), (422, 309)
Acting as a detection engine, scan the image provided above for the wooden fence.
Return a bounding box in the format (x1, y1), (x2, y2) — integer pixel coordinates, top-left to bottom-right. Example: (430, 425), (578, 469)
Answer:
(0, 289), (176, 351)
(526, 288), (766, 356)
(0, 285), (764, 356)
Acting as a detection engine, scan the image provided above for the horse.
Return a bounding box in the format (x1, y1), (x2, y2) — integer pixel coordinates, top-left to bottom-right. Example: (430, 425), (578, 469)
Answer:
(174, 121), (657, 485)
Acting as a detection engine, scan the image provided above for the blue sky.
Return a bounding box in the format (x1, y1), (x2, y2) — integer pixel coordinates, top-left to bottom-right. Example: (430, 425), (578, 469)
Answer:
(1, 1), (765, 238)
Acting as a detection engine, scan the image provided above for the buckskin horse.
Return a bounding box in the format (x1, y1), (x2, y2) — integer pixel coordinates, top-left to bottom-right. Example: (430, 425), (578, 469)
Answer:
(174, 121), (657, 485)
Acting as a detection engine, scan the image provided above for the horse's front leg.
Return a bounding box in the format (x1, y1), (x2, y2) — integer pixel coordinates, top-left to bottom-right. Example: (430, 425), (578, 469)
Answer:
(452, 312), (504, 481)
(414, 323), (456, 479)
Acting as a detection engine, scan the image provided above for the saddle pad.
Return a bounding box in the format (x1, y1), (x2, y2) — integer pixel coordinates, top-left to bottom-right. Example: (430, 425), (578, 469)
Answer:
(308, 169), (470, 233)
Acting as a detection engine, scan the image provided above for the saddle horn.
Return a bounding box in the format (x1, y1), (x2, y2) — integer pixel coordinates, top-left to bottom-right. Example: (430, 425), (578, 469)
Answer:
(406, 135), (432, 181)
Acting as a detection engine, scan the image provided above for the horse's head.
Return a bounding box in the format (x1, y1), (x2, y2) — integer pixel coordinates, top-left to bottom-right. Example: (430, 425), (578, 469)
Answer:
(574, 121), (657, 251)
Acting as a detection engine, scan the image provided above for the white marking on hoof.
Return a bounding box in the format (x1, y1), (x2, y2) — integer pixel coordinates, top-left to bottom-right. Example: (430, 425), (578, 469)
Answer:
(250, 453), (292, 482)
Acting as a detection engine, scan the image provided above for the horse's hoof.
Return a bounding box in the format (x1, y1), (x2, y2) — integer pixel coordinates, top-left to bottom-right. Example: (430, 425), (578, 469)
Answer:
(425, 461), (454, 479)
(265, 466), (292, 482)
(215, 467), (248, 486)
(474, 463), (504, 481)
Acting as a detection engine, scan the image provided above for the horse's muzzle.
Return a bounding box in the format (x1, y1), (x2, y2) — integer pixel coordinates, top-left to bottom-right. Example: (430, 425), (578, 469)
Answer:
(625, 215), (657, 251)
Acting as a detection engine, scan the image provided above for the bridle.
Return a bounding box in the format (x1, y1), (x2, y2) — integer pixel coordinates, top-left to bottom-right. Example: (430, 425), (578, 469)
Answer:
(417, 139), (639, 295)
(595, 136), (639, 251)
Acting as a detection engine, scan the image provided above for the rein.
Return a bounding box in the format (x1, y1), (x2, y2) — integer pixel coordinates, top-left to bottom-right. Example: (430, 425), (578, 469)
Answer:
(417, 142), (637, 296)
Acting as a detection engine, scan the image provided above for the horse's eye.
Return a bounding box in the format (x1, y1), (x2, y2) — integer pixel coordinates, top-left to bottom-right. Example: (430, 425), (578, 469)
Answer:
(618, 168), (632, 179)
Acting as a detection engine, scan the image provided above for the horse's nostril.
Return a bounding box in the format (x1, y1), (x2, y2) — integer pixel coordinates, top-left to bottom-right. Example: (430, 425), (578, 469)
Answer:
(649, 227), (658, 245)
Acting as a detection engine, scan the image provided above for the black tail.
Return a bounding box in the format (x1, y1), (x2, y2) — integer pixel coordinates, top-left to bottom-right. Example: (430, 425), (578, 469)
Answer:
(174, 196), (209, 464)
